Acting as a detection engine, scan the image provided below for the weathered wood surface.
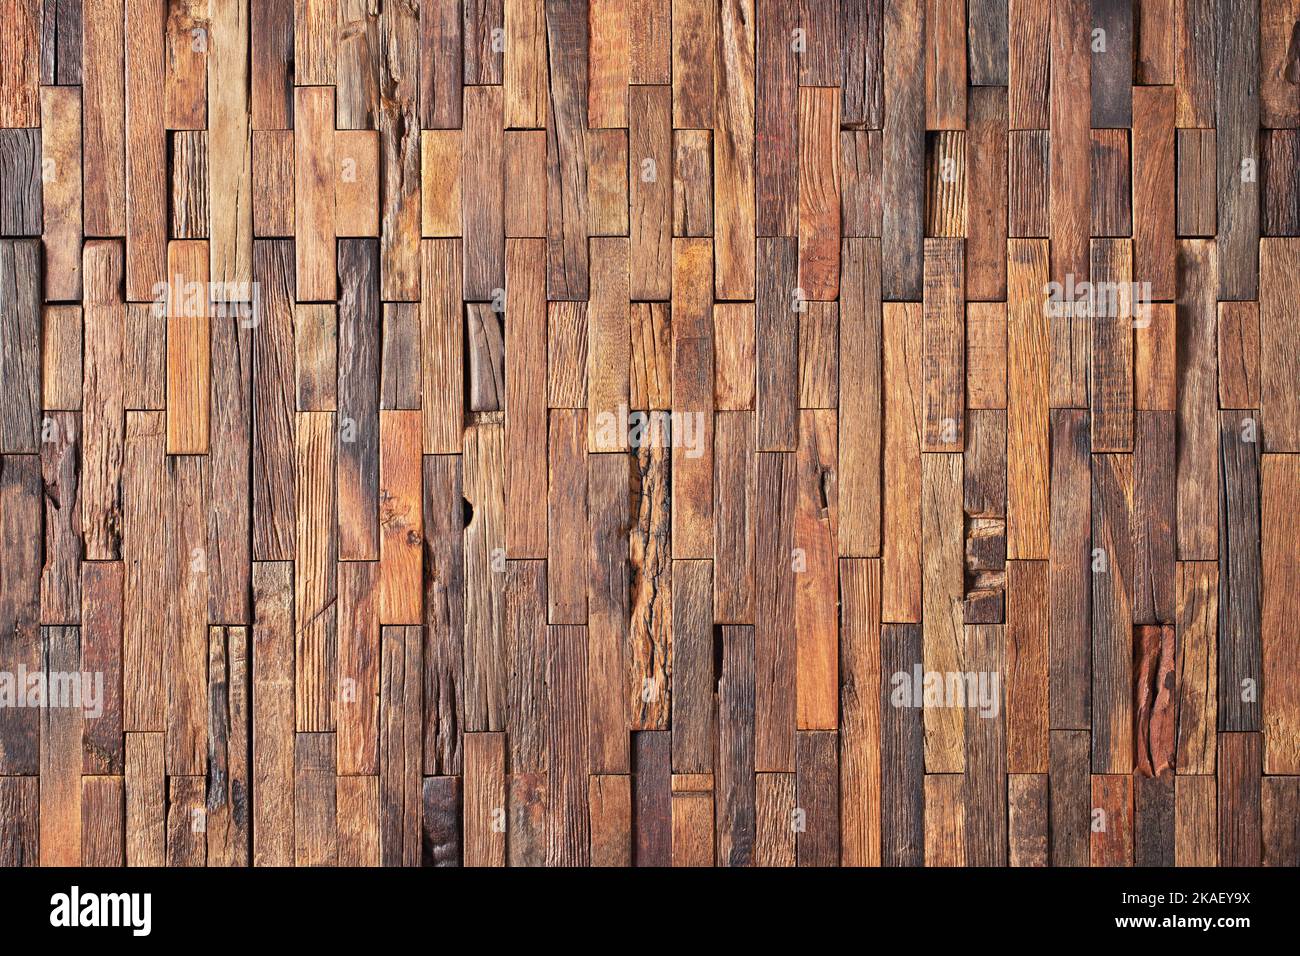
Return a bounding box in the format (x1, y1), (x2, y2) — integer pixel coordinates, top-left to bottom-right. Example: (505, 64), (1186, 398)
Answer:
(0, 0), (1287, 871)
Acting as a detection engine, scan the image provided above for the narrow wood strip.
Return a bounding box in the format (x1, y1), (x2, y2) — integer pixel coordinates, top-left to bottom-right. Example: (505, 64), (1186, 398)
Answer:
(797, 87), (840, 300)
(84, 0), (126, 235)
(674, 128), (713, 237)
(1219, 411), (1262, 733)
(252, 241), (296, 560)
(293, 732), (338, 866)
(1174, 240), (1219, 558)
(795, 731), (839, 866)
(1263, 777), (1300, 866)
(1175, 561), (1218, 775)
(921, 452), (965, 772)
(252, 130), (294, 237)
(881, 0), (925, 298)
(251, 0), (293, 129)
(39, 85), (81, 300)
(755, 452), (796, 772)
(755, 772), (795, 866)
(671, 238), (715, 556)
(421, 776), (462, 865)
(81, 776), (125, 866)
(925, 0), (966, 129)
(337, 239), (380, 560)
(755, 237), (798, 451)
(419, 0), (462, 129)
(881, 623), (924, 866)
(293, 86), (337, 302)
(924, 774), (965, 865)
(633, 731), (671, 865)
(717, 626), (756, 866)
(1214, 0), (1260, 300)
(81, 242), (125, 559)
(1262, 455), (1300, 773)
(1260, 239), (1300, 450)
(1174, 774), (1216, 866)
(921, 238), (965, 451)
(462, 85), (505, 301)
(209, 293), (252, 624)
(1048, 409), (1091, 730)
(1006, 560), (1048, 772)
(208, 0), (252, 298)
(464, 732), (507, 867)
(544, 0), (589, 299)
(506, 773), (548, 866)
(1048, 729), (1089, 865)
(378, 411), (423, 625)
(206, 626), (250, 866)
(967, 87), (1007, 300)
(1133, 86), (1176, 299)
(252, 562), (294, 865)
(1217, 732), (1262, 865)
(587, 450), (632, 774)
(1091, 455), (1133, 773)
(882, 302), (923, 622)
(1135, 773), (1175, 867)
(0, 241), (41, 454)
(335, 130), (380, 238)
(1008, 773), (1049, 866)
(546, 625), (591, 865)
(838, 239), (882, 556)
(795, 410), (838, 730)
(1008, 130), (1049, 236)
(39, 625), (82, 865)
(629, 439), (671, 731)
(1048, 0), (1091, 357)
(120, 413), (166, 733)
(840, 559), (881, 865)
(505, 560), (547, 773)
(422, 455), (465, 776)
(337, 775), (380, 866)
(125, 731), (165, 865)
(1087, 239), (1134, 453)
(1090, 774), (1133, 866)
(840, 0), (883, 127)
(1091, 0), (1132, 127)
(463, 423), (507, 731)
(294, 411), (337, 732)
(337, 560), (379, 776)
(1089, 130), (1131, 239)
(1133, 412), (1176, 627)
(505, 0), (546, 127)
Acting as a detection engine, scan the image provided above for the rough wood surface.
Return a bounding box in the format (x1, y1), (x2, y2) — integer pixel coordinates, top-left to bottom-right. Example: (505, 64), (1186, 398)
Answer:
(1, 0), (1289, 871)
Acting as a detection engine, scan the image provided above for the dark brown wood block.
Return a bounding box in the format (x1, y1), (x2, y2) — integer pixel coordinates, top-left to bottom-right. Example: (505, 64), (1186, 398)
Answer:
(717, 626), (756, 867)
(1217, 732), (1262, 866)
(1090, 0), (1133, 127)
(1177, 128), (1217, 238)
(881, 0), (925, 298)
(1219, 411), (1262, 733)
(1048, 409), (1091, 731)
(881, 623), (924, 866)
(1214, 0), (1261, 300)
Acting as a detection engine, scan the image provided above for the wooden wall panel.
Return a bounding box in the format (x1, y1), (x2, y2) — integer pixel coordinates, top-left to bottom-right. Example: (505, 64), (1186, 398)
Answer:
(3, 0), (1287, 874)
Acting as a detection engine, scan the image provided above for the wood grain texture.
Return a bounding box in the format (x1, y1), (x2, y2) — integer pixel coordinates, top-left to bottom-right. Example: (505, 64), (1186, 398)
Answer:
(0, 0), (1287, 872)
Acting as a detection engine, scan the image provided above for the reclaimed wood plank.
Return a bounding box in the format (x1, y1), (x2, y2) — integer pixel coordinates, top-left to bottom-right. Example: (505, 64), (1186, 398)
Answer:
(1175, 240), (1219, 558)
(840, 559), (881, 865)
(1260, 239), (1300, 449)
(1175, 561), (1218, 774)
(882, 302), (923, 622)
(717, 626), (756, 866)
(1263, 455), (1300, 773)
